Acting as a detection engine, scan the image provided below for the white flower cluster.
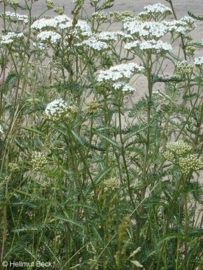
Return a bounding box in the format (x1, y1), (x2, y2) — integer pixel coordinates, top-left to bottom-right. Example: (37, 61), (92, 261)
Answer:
(0, 32), (24, 45)
(125, 40), (172, 53)
(74, 20), (92, 37)
(96, 63), (143, 92)
(37, 31), (61, 45)
(31, 15), (72, 30)
(194, 56), (203, 66)
(138, 3), (172, 19)
(76, 36), (108, 51)
(1, 11), (28, 23)
(97, 63), (144, 82)
(97, 31), (118, 41)
(31, 15), (91, 36)
(45, 98), (69, 121)
(113, 81), (135, 92)
(163, 17), (195, 35)
(123, 21), (168, 40)
(142, 3), (172, 15)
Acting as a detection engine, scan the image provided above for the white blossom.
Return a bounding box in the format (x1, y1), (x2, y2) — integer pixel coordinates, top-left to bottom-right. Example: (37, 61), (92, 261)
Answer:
(31, 17), (58, 30)
(97, 63), (144, 82)
(76, 36), (108, 51)
(163, 18), (195, 35)
(45, 99), (69, 121)
(32, 15), (91, 37)
(139, 3), (172, 16)
(113, 81), (135, 92)
(123, 20), (168, 39)
(97, 31), (118, 41)
(75, 20), (92, 36)
(1, 11), (28, 23)
(125, 40), (172, 53)
(0, 32), (24, 44)
(31, 15), (72, 30)
(37, 31), (61, 44)
(194, 56), (203, 66)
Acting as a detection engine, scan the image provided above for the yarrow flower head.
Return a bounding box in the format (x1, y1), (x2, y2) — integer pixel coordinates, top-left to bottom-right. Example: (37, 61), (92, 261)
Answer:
(143, 3), (172, 14)
(194, 56), (203, 66)
(0, 11), (28, 23)
(31, 15), (71, 30)
(76, 36), (108, 51)
(74, 20), (92, 37)
(31, 151), (47, 170)
(0, 32), (24, 45)
(112, 81), (135, 92)
(31, 15), (91, 37)
(45, 98), (69, 121)
(97, 63), (144, 82)
(97, 31), (118, 42)
(123, 20), (168, 40)
(125, 40), (172, 53)
(163, 17), (195, 36)
(36, 31), (61, 45)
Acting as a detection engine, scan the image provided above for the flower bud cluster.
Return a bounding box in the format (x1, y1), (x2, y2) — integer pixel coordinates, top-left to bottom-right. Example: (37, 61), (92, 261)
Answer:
(45, 0), (55, 9)
(31, 151), (47, 170)
(91, 11), (108, 22)
(103, 177), (120, 192)
(163, 150), (174, 162)
(83, 100), (99, 114)
(8, 162), (20, 172)
(165, 140), (192, 155)
(178, 155), (203, 174)
(8, 0), (19, 8)
(110, 11), (134, 21)
(164, 140), (203, 174)
(175, 60), (194, 76)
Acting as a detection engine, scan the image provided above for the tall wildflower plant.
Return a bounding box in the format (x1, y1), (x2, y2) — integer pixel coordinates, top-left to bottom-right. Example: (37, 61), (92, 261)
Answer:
(0, 0), (203, 269)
